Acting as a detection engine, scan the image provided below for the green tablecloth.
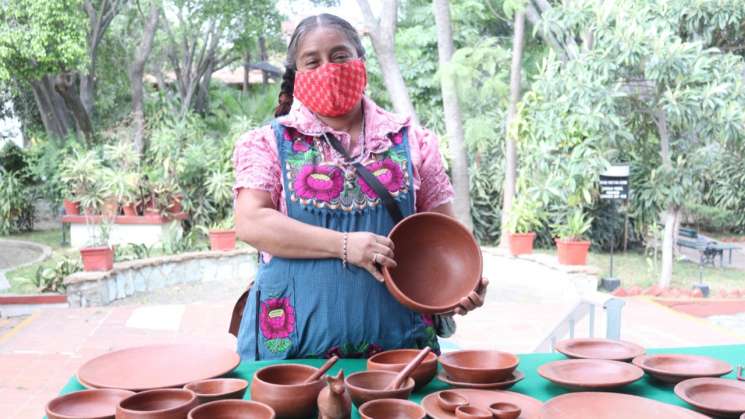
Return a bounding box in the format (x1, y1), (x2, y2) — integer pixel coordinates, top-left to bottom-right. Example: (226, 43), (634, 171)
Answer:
(57, 344), (745, 418)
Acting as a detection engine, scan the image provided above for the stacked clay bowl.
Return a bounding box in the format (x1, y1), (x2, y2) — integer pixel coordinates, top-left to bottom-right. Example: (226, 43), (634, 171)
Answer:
(367, 349), (438, 390)
(439, 350), (519, 384)
(344, 370), (416, 408)
(115, 388), (197, 419)
(188, 400), (275, 419)
(250, 364), (326, 419)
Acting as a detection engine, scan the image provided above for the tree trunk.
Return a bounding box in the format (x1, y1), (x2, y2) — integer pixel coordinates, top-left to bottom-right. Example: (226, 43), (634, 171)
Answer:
(54, 73), (94, 146)
(130, 4), (160, 157)
(499, 10), (527, 247)
(655, 107), (676, 288)
(243, 51), (251, 93)
(79, 73), (95, 117)
(432, 0), (473, 230)
(259, 36), (268, 84)
(30, 80), (66, 140)
(194, 59), (215, 114)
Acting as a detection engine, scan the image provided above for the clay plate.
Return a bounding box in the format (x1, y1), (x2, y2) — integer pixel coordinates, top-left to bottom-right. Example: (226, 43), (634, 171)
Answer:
(439, 350), (519, 383)
(436, 371), (525, 389)
(46, 389), (134, 419)
(187, 399), (276, 419)
(537, 359), (644, 390)
(554, 338), (645, 361)
(358, 398), (426, 419)
(367, 349), (438, 390)
(632, 354), (732, 383)
(78, 344), (240, 391)
(421, 389), (542, 419)
(540, 392), (710, 419)
(674, 377), (745, 417)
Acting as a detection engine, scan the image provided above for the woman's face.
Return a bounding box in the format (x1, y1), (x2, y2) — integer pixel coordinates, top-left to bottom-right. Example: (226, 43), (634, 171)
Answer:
(295, 27), (359, 71)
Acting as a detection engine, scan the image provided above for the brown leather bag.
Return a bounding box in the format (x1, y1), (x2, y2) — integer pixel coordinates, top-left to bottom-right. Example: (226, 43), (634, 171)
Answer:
(228, 281), (253, 337)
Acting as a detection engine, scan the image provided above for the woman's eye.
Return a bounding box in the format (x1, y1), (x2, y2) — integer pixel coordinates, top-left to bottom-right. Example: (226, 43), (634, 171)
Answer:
(333, 54), (350, 62)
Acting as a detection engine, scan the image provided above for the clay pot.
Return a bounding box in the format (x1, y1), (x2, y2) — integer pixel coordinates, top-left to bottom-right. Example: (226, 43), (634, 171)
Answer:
(488, 402), (521, 419)
(63, 199), (81, 216)
(436, 390), (468, 413)
(382, 212), (482, 314)
(183, 378), (247, 404)
(116, 389), (197, 419)
(187, 400), (275, 419)
(508, 232), (536, 256)
(556, 239), (591, 265)
(122, 203), (137, 217)
(103, 198), (119, 218)
(46, 389), (134, 419)
(209, 230), (236, 251)
(612, 288), (628, 297)
(250, 364), (326, 419)
(344, 370), (415, 408)
(455, 405), (492, 419)
(80, 246), (114, 272)
(439, 350), (519, 384)
(168, 196), (183, 214)
(367, 349), (437, 390)
(358, 399), (425, 419)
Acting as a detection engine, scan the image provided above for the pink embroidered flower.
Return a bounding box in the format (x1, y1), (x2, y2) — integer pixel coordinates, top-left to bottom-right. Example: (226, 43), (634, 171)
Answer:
(358, 159), (405, 199)
(365, 343), (384, 358)
(260, 297), (296, 339)
(391, 130), (403, 145)
(294, 165), (344, 202)
(421, 314), (434, 327)
(282, 127), (313, 153)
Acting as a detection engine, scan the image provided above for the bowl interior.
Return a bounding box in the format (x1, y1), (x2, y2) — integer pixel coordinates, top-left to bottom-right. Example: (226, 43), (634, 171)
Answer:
(48, 389), (133, 416)
(186, 379), (247, 395)
(441, 350), (518, 370)
(120, 389), (193, 412)
(644, 355), (729, 374)
(369, 350), (437, 367)
(545, 360), (640, 382)
(360, 399), (424, 419)
(346, 371), (400, 391)
(565, 340), (639, 358)
(683, 382), (745, 410)
(189, 400), (274, 419)
(255, 364), (317, 385)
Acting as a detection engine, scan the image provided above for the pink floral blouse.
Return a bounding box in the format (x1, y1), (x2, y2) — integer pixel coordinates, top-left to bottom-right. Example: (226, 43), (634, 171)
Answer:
(232, 96), (454, 214)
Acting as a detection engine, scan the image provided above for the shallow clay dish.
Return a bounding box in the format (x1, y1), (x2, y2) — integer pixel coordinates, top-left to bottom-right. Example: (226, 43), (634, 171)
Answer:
(439, 350), (519, 383)
(78, 344), (239, 391)
(632, 354), (732, 383)
(382, 212), (482, 314)
(358, 398), (426, 419)
(537, 359), (644, 390)
(437, 371), (524, 389)
(674, 377), (745, 417)
(183, 378), (247, 404)
(367, 349), (438, 390)
(250, 364), (326, 419)
(488, 402), (521, 419)
(554, 338), (645, 361)
(187, 399), (275, 419)
(437, 390), (469, 412)
(116, 388), (197, 419)
(455, 405), (491, 419)
(46, 389), (134, 419)
(421, 389), (542, 419)
(344, 370), (415, 408)
(539, 392), (710, 419)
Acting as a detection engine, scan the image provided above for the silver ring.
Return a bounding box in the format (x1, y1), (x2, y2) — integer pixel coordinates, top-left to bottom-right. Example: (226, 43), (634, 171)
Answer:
(373, 253), (380, 264)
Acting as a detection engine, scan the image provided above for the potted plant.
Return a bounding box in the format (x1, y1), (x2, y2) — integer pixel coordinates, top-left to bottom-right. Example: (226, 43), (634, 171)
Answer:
(505, 197), (544, 256)
(80, 217), (114, 271)
(60, 150), (103, 215)
(102, 169), (140, 216)
(202, 217), (236, 251)
(553, 209), (593, 265)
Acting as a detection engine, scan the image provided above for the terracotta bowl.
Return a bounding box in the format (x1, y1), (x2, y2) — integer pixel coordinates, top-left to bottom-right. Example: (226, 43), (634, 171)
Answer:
(344, 370), (415, 408)
(187, 399), (275, 419)
(436, 390), (468, 413)
(439, 350), (519, 383)
(382, 212), (482, 314)
(46, 389), (134, 419)
(488, 402), (521, 419)
(632, 354), (732, 383)
(183, 378), (248, 404)
(358, 398), (426, 419)
(250, 364), (326, 419)
(367, 349), (438, 390)
(116, 389), (197, 419)
(455, 405), (492, 419)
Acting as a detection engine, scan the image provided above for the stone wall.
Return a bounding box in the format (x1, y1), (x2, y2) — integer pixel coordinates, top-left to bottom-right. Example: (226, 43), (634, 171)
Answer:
(64, 248), (257, 307)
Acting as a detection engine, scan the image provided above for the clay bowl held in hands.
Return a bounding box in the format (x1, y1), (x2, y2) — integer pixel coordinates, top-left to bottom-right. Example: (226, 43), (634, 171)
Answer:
(116, 389), (197, 419)
(183, 378), (248, 404)
(383, 212), (483, 315)
(367, 349), (438, 390)
(439, 350), (519, 384)
(46, 389), (135, 419)
(344, 370), (415, 408)
(455, 405), (492, 419)
(674, 377), (745, 418)
(187, 399), (275, 419)
(554, 338), (645, 362)
(488, 402), (522, 419)
(437, 390), (469, 413)
(358, 399), (426, 419)
(250, 364), (326, 419)
(632, 354), (732, 384)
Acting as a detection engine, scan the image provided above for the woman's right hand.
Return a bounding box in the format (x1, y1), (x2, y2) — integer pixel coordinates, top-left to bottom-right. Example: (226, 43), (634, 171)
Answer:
(345, 232), (396, 283)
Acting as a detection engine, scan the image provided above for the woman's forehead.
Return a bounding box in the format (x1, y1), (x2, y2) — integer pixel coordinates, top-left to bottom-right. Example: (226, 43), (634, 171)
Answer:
(297, 27), (355, 58)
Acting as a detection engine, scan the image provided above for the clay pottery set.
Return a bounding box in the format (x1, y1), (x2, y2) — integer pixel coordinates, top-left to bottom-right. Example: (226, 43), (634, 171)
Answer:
(183, 378), (248, 404)
(674, 377), (745, 417)
(367, 349), (438, 390)
(344, 370), (415, 407)
(538, 359), (644, 390)
(46, 389), (135, 419)
(632, 354), (732, 383)
(439, 350), (519, 384)
(115, 389), (197, 419)
(250, 364), (326, 419)
(422, 389), (542, 419)
(539, 392), (709, 419)
(554, 338), (645, 362)
(437, 371), (525, 390)
(187, 400), (275, 419)
(383, 212), (482, 314)
(358, 398), (426, 419)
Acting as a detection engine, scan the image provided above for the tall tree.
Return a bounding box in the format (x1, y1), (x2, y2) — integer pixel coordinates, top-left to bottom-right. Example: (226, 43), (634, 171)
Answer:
(129, 1), (160, 156)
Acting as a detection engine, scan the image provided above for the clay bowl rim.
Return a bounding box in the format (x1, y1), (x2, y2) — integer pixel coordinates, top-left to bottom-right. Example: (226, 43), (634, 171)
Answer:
(537, 359), (645, 388)
(554, 338), (646, 361)
(358, 398), (426, 419)
(45, 388), (135, 419)
(117, 388), (196, 415)
(439, 350), (520, 374)
(183, 378), (248, 398)
(632, 354), (733, 379)
(674, 377), (745, 415)
(344, 370), (416, 396)
(252, 364), (324, 389)
(382, 212), (483, 314)
(455, 405), (493, 419)
(367, 349), (439, 370)
(436, 390), (469, 412)
(488, 401), (521, 415)
(187, 399), (276, 419)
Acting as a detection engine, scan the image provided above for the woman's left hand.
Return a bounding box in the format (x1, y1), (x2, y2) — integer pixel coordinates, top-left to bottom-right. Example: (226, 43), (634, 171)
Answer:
(454, 277), (489, 316)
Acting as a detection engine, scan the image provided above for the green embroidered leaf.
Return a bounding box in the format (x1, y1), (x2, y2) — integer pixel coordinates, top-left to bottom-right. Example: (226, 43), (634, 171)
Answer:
(265, 338), (292, 353)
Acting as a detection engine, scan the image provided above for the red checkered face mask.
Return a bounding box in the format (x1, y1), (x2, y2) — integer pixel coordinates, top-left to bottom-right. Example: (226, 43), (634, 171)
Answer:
(294, 59), (367, 117)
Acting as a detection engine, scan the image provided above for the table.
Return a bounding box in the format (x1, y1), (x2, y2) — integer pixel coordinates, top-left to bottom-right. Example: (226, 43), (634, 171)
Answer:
(56, 344), (745, 418)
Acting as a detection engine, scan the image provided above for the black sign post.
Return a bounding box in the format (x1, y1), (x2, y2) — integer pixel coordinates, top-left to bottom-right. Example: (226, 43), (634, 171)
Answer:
(599, 165), (629, 292)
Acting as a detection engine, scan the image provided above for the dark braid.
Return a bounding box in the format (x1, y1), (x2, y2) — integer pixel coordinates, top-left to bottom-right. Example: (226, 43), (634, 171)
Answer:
(274, 67), (296, 117)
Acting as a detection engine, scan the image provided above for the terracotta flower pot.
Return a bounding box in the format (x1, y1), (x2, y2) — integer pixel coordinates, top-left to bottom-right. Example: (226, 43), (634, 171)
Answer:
(122, 203), (137, 217)
(168, 196), (183, 214)
(508, 232), (536, 256)
(63, 199), (80, 215)
(556, 239), (591, 265)
(80, 247), (114, 272)
(102, 198), (119, 218)
(209, 230), (236, 251)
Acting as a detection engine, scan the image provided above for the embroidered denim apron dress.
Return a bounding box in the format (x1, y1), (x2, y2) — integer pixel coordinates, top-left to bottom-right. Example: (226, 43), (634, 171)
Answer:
(236, 121), (438, 360)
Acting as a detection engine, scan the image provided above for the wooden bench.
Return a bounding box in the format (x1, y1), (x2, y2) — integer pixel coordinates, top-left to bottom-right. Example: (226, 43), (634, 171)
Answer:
(677, 227), (740, 268)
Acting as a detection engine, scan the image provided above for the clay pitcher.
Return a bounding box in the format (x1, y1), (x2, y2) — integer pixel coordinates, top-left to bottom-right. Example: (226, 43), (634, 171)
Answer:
(317, 370), (351, 419)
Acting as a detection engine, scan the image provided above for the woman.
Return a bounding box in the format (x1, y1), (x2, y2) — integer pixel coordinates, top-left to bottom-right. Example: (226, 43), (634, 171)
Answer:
(233, 13), (488, 361)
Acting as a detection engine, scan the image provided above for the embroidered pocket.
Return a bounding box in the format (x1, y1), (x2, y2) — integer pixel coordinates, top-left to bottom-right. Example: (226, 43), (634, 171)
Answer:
(257, 280), (298, 358)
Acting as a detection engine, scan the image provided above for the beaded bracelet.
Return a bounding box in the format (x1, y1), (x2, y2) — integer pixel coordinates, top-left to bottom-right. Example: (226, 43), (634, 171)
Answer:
(342, 232), (348, 268)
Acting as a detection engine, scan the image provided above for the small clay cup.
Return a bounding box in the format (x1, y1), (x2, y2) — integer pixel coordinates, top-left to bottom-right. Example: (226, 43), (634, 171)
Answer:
(488, 402), (521, 419)
(344, 370), (415, 408)
(358, 398), (426, 419)
(183, 378), (248, 404)
(436, 390), (468, 413)
(187, 399), (275, 419)
(46, 389), (135, 419)
(250, 364), (326, 419)
(367, 349), (438, 390)
(455, 405), (492, 419)
(116, 388), (197, 419)
(439, 350), (519, 383)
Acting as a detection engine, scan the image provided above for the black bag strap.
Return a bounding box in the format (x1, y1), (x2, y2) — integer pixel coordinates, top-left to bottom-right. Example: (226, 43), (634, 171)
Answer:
(322, 132), (404, 224)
